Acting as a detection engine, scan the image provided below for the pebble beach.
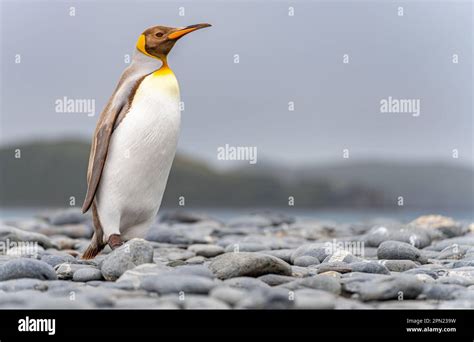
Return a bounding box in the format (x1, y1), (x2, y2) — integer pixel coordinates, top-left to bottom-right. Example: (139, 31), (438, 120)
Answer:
(0, 209), (473, 309)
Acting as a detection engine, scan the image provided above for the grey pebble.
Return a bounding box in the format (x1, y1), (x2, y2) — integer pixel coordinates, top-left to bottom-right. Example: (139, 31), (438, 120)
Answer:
(209, 286), (249, 306)
(258, 274), (297, 286)
(0, 225), (56, 249)
(437, 244), (468, 260)
(425, 235), (474, 252)
(420, 283), (466, 300)
(55, 263), (96, 280)
(146, 228), (192, 245)
(140, 274), (218, 295)
(377, 240), (427, 263)
(0, 258), (57, 281)
(290, 244), (328, 264)
(41, 254), (77, 267)
(379, 259), (418, 272)
(116, 263), (170, 285)
(46, 208), (88, 225)
(209, 252), (292, 279)
(365, 225), (431, 248)
(223, 277), (271, 290)
(322, 251), (362, 264)
(293, 256), (320, 267)
(293, 289), (336, 309)
(72, 267), (103, 282)
(235, 287), (294, 309)
(316, 262), (353, 274)
(114, 297), (178, 309)
(259, 249), (294, 263)
(182, 295), (230, 309)
(185, 256), (206, 264)
(0, 278), (48, 292)
(101, 239), (154, 281)
(356, 275), (424, 301)
(188, 244), (225, 258)
(349, 261), (390, 275)
(280, 274), (341, 295)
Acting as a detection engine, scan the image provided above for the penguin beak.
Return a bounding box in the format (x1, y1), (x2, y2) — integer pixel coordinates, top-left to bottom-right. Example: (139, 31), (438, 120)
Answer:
(168, 23), (212, 40)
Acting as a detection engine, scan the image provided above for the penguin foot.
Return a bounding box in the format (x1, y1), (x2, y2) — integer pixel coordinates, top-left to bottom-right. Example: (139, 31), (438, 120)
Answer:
(108, 234), (123, 250)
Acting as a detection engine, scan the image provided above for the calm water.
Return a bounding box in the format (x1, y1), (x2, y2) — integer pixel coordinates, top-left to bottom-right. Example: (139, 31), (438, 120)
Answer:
(0, 207), (472, 224)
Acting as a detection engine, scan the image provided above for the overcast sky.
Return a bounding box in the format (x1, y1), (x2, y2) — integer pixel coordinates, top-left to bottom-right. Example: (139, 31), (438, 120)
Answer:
(1, 0), (472, 168)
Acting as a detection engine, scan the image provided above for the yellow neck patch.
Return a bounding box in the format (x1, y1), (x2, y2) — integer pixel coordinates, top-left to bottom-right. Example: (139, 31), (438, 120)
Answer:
(152, 64), (174, 78)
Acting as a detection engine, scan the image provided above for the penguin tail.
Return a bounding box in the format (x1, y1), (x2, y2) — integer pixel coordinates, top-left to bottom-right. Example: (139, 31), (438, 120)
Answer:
(82, 202), (106, 260)
(82, 240), (104, 260)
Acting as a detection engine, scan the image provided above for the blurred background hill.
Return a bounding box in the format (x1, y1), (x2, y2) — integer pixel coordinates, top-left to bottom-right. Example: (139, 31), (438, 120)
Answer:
(1, 140), (472, 211)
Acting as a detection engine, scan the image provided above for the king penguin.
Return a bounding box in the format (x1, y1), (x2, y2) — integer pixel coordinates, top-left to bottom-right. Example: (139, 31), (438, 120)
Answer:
(81, 23), (211, 259)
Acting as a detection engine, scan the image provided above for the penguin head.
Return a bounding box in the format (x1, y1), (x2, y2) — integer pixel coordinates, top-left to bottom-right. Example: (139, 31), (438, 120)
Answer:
(136, 23), (211, 60)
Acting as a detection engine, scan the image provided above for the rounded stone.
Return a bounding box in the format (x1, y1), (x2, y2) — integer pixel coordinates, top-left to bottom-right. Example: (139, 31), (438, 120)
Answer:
(188, 244), (225, 258)
(281, 275), (342, 295)
(209, 252), (292, 279)
(293, 256), (320, 267)
(290, 244), (328, 264)
(101, 239), (154, 281)
(209, 286), (248, 306)
(377, 240), (427, 263)
(41, 254), (77, 267)
(72, 267), (103, 282)
(380, 259), (418, 272)
(140, 274), (217, 295)
(0, 258), (57, 281)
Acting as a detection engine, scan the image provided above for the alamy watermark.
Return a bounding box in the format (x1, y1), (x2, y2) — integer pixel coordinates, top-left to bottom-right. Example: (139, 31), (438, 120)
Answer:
(55, 96), (95, 117)
(217, 144), (257, 164)
(0, 239), (40, 256)
(18, 316), (55, 335)
(324, 239), (365, 258)
(380, 96), (420, 117)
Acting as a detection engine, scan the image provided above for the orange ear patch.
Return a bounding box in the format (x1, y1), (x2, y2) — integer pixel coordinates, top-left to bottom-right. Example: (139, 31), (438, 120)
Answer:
(136, 34), (155, 58)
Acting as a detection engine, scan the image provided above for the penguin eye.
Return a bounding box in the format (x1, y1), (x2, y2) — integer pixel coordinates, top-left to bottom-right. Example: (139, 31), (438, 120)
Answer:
(155, 32), (164, 38)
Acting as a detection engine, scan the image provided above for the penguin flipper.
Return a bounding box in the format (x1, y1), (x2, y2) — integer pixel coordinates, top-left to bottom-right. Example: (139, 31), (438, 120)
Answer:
(82, 71), (149, 214)
(81, 119), (118, 214)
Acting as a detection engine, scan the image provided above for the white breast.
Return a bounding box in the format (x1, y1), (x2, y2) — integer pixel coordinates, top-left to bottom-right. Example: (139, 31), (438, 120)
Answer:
(95, 70), (181, 240)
